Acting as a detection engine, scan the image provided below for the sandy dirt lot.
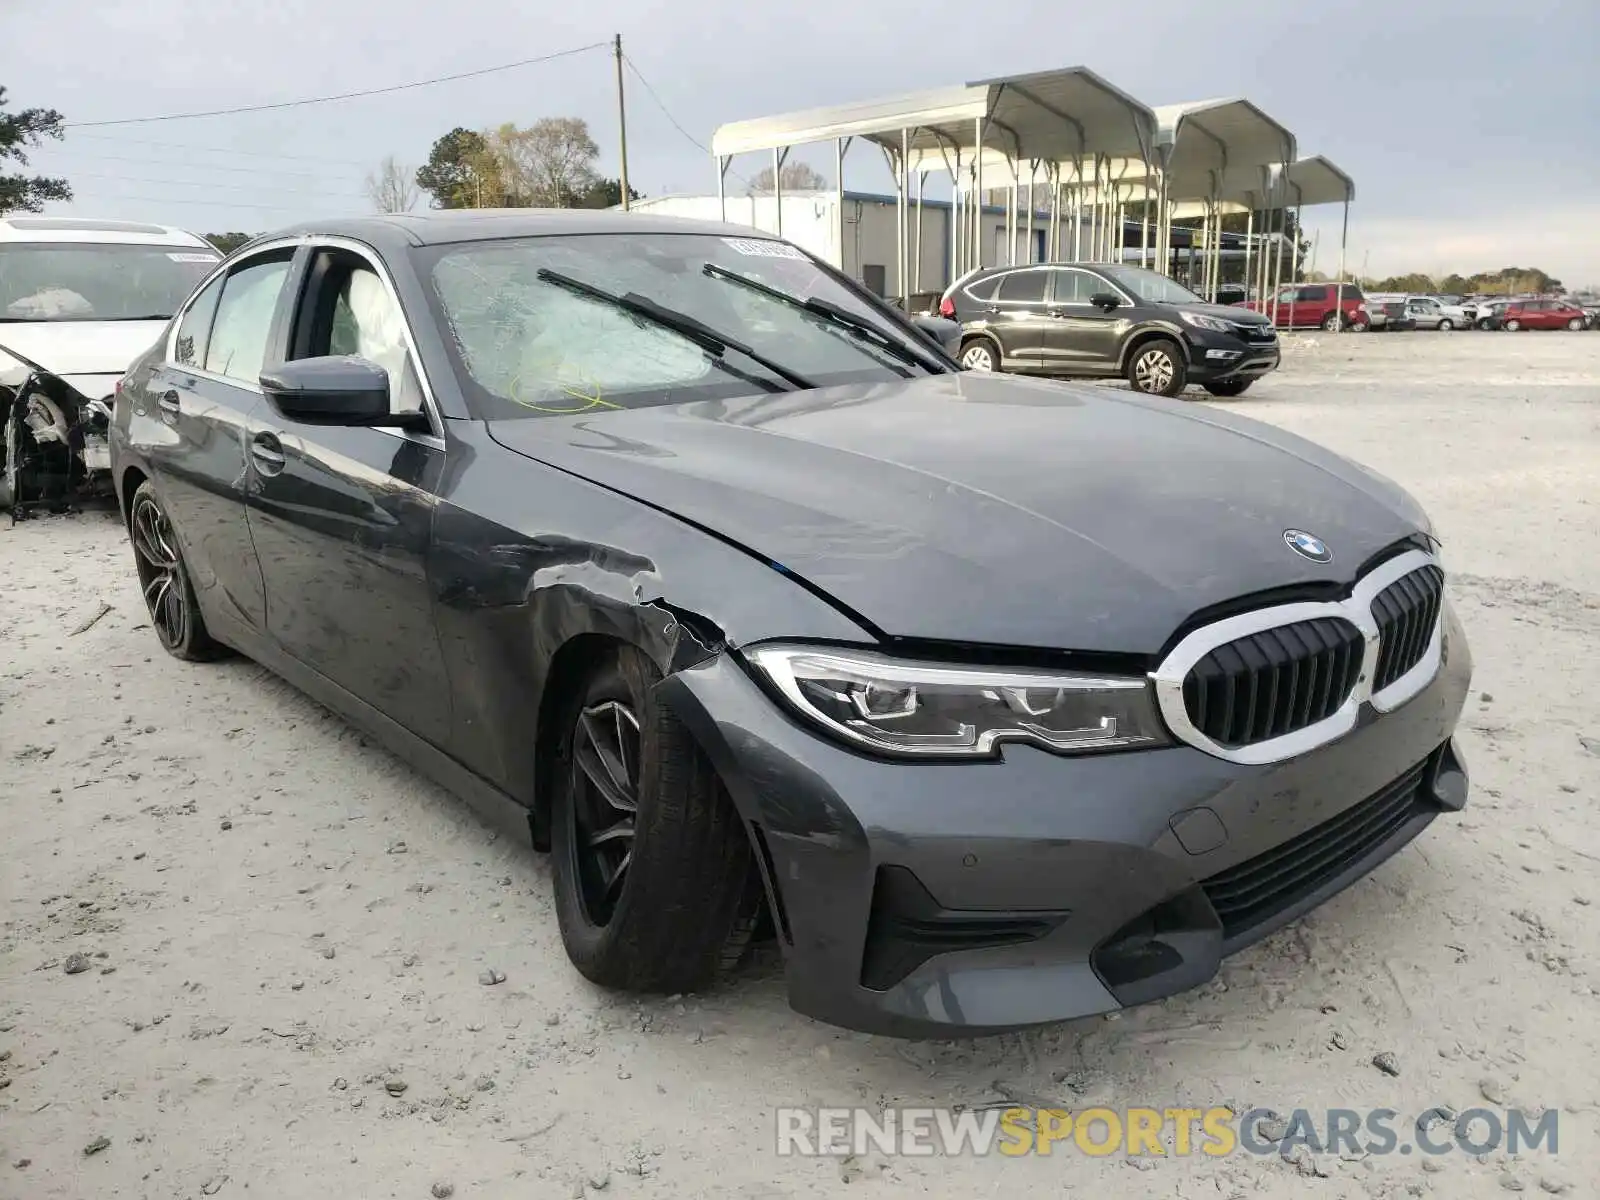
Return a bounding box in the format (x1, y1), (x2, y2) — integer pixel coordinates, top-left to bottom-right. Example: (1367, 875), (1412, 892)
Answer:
(2, 331), (1597, 1199)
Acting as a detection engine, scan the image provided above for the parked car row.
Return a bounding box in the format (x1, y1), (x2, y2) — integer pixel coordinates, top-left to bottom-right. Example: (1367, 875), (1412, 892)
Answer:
(1234, 284), (1594, 333)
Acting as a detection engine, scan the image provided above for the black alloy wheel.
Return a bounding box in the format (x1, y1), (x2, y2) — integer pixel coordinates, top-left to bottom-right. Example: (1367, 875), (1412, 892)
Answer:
(129, 482), (226, 661)
(567, 697), (641, 928)
(550, 645), (764, 993)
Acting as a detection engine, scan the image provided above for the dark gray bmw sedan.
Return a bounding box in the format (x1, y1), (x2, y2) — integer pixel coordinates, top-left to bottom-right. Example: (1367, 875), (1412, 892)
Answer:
(110, 210), (1471, 1037)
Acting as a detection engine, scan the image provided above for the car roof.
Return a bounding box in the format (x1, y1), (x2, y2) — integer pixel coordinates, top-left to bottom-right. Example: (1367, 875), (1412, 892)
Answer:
(256, 208), (782, 250)
(0, 216), (212, 247)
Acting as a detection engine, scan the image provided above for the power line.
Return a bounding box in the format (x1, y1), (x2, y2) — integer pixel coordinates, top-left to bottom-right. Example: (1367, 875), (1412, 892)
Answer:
(623, 56), (752, 190)
(65, 132), (368, 168)
(66, 170), (367, 200)
(50, 150), (360, 183)
(65, 41), (610, 129)
(61, 193), (334, 214)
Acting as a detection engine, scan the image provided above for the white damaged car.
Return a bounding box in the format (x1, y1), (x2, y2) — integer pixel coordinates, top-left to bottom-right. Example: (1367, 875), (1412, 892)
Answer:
(1, 216), (221, 512)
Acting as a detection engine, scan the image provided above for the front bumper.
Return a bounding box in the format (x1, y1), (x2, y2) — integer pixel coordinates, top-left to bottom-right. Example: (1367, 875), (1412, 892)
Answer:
(1180, 327), (1281, 383)
(662, 603), (1472, 1037)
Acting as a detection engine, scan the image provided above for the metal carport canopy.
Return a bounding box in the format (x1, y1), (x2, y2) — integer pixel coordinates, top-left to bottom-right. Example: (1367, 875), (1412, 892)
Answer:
(1275, 155), (1356, 207)
(1154, 98), (1296, 199)
(709, 66), (1157, 164)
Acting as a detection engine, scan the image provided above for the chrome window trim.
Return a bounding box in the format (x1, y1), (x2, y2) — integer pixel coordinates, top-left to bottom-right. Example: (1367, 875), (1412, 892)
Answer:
(162, 234), (447, 449)
(165, 235), (305, 370)
(1149, 548), (1443, 766)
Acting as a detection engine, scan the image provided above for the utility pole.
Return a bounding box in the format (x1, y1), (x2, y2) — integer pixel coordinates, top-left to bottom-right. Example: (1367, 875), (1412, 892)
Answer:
(614, 34), (631, 211)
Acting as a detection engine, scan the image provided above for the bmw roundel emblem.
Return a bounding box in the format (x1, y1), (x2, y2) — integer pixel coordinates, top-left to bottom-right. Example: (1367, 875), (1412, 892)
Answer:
(1284, 529), (1332, 563)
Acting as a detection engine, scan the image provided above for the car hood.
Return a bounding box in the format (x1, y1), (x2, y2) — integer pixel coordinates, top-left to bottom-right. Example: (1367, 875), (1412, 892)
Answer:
(486, 373), (1431, 655)
(0, 320), (166, 386)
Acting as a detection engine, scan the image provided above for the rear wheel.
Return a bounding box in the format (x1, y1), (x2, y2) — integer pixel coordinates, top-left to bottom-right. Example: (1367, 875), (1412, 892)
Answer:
(959, 338), (999, 372)
(128, 482), (228, 662)
(1505, 319), (1523, 331)
(1126, 339), (1188, 397)
(1438, 318), (1454, 331)
(550, 644), (762, 993)
(1320, 313), (1341, 332)
(1202, 378), (1254, 398)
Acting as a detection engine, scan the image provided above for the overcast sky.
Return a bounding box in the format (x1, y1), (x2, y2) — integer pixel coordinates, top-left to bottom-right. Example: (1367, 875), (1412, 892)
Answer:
(10, 0), (1598, 286)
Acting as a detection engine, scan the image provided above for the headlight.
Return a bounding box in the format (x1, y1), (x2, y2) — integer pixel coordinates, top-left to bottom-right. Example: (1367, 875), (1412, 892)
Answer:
(746, 645), (1169, 759)
(1179, 311), (1232, 333)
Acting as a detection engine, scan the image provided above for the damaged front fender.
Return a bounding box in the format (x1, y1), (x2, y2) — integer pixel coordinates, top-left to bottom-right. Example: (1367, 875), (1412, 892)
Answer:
(0, 340), (116, 517)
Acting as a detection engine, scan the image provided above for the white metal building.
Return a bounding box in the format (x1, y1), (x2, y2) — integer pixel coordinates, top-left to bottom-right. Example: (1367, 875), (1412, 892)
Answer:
(631, 190), (1070, 302)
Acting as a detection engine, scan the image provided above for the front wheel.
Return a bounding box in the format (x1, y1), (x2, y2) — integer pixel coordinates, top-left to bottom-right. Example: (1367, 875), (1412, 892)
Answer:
(1567, 318), (1584, 331)
(1126, 340), (1188, 397)
(128, 482), (229, 661)
(1438, 319), (1454, 331)
(1505, 319), (1522, 331)
(1202, 378), (1254, 397)
(551, 644), (762, 993)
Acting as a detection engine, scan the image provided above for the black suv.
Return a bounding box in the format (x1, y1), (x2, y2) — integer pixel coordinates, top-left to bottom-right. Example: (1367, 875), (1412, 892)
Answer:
(940, 263), (1280, 398)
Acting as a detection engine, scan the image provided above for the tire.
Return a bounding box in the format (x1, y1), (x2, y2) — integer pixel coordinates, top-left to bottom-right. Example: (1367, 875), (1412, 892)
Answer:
(550, 644), (762, 993)
(1348, 315), (1370, 332)
(1567, 318), (1583, 331)
(1320, 313), (1341, 332)
(128, 481), (229, 662)
(1126, 339), (1188, 397)
(1505, 319), (1522, 331)
(959, 338), (999, 372)
(1202, 378), (1254, 397)
(1438, 319), (1453, 332)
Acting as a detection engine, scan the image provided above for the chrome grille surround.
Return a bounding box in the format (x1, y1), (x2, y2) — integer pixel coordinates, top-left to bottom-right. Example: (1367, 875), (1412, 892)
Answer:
(1150, 548), (1445, 765)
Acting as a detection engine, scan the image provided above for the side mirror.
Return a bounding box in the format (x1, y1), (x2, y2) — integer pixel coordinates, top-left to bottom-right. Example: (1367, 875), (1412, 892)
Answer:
(1089, 292), (1121, 311)
(259, 356), (397, 426)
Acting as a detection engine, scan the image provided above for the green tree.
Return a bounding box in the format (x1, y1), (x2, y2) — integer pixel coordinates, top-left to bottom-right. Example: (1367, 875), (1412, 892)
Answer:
(1372, 272), (1438, 294)
(204, 232), (254, 254)
(1438, 273), (1471, 295)
(492, 118), (599, 208)
(416, 127), (491, 209)
(578, 177), (642, 209)
(0, 87), (71, 214)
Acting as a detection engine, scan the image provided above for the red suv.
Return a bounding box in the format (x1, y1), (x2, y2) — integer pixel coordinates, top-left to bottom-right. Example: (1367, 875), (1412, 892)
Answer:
(1242, 282), (1368, 331)
(1500, 298), (1589, 331)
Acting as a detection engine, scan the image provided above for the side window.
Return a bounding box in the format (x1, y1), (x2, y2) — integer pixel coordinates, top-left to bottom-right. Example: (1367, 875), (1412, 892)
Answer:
(1052, 270), (1092, 303)
(1274, 287), (1299, 304)
(304, 254), (422, 416)
(205, 255), (292, 384)
(1298, 286), (1328, 303)
(965, 276), (1000, 301)
(997, 270), (1047, 303)
(173, 273), (225, 367)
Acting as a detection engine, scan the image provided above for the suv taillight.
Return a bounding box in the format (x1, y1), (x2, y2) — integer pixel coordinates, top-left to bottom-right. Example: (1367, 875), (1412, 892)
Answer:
(938, 296), (955, 318)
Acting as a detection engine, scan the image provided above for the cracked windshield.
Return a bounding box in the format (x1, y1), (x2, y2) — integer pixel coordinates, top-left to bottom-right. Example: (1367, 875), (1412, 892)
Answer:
(422, 232), (936, 417)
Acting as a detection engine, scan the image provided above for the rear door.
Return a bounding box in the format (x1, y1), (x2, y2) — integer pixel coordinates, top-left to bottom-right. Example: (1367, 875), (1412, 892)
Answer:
(242, 240), (453, 745)
(984, 268), (1052, 368)
(131, 247), (295, 644)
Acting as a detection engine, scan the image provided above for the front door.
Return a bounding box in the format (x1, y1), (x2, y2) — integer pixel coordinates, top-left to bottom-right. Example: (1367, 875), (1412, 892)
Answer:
(243, 243), (453, 745)
(1039, 267), (1126, 373)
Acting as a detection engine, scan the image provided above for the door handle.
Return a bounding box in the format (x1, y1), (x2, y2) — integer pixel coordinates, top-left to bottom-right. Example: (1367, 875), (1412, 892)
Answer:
(250, 431), (286, 477)
(157, 390), (181, 416)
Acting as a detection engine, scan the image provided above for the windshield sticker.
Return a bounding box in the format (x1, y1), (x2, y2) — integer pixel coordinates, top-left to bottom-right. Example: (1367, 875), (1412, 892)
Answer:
(721, 237), (807, 260)
(168, 253), (222, 263)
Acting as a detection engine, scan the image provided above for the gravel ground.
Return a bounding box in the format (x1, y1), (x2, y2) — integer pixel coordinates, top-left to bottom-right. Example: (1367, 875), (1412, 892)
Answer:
(2, 331), (1597, 1199)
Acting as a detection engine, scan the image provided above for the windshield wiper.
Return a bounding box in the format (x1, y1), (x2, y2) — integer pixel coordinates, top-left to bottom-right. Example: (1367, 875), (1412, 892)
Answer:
(534, 269), (815, 392)
(702, 263), (946, 377)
